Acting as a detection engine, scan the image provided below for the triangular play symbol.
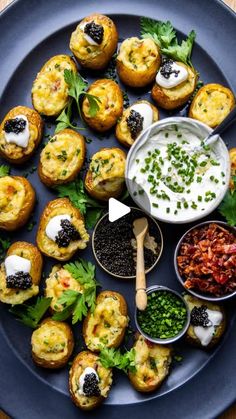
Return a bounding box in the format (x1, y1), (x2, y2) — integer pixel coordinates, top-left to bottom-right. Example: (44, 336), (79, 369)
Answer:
(108, 198), (131, 222)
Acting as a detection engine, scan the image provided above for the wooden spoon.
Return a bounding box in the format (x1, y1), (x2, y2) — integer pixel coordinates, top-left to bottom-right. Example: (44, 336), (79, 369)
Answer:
(133, 217), (148, 311)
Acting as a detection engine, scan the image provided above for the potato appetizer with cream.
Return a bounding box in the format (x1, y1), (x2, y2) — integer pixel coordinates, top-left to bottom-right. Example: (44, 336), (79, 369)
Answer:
(83, 290), (128, 351)
(116, 37), (161, 88)
(189, 83), (235, 128)
(69, 351), (113, 410)
(31, 318), (74, 369)
(0, 106), (43, 164)
(32, 55), (77, 117)
(184, 295), (226, 349)
(70, 14), (118, 70)
(116, 100), (159, 147)
(0, 241), (43, 305)
(151, 59), (197, 110)
(85, 147), (126, 201)
(0, 176), (35, 231)
(229, 147), (236, 190)
(128, 334), (172, 393)
(36, 198), (89, 261)
(82, 79), (123, 132)
(38, 129), (86, 187)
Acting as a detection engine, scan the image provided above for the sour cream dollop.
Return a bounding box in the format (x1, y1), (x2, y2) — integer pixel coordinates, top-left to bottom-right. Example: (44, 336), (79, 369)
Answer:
(130, 103), (153, 132)
(5, 255), (31, 277)
(80, 22), (99, 46)
(46, 214), (71, 242)
(194, 309), (223, 346)
(78, 367), (99, 395)
(4, 115), (30, 148)
(156, 61), (188, 88)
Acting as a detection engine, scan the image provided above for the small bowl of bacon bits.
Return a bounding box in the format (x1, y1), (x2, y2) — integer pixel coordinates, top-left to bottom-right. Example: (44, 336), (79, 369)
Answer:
(174, 221), (236, 301)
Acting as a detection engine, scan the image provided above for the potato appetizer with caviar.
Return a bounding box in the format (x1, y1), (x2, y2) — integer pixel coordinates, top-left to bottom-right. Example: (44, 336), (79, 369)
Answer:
(38, 129), (86, 187)
(32, 55), (77, 117)
(0, 241), (43, 305)
(0, 176), (35, 231)
(83, 290), (128, 352)
(69, 351), (113, 410)
(31, 318), (74, 369)
(128, 334), (172, 393)
(0, 106), (43, 164)
(70, 14), (118, 70)
(184, 295), (226, 349)
(116, 37), (161, 88)
(85, 147), (126, 201)
(115, 100), (159, 147)
(229, 148), (236, 189)
(189, 83), (235, 127)
(82, 79), (123, 132)
(36, 198), (89, 261)
(45, 264), (84, 312)
(151, 60), (197, 110)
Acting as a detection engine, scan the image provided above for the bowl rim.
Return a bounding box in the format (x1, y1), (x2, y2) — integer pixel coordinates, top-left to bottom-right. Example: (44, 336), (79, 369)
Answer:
(134, 285), (190, 344)
(174, 220), (236, 302)
(125, 116), (231, 224)
(91, 206), (164, 279)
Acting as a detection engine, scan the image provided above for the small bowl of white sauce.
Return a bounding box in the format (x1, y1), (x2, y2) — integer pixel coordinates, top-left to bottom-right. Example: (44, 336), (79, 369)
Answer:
(126, 117), (230, 224)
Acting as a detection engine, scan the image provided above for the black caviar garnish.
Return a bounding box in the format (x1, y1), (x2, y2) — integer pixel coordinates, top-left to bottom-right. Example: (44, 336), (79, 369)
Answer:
(126, 110), (144, 140)
(55, 219), (81, 248)
(190, 305), (210, 327)
(83, 373), (100, 397)
(84, 21), (104, 44)
(160, 58), (180, 79)
(4, 117), (26, 134)
(6, 271), (32, 290)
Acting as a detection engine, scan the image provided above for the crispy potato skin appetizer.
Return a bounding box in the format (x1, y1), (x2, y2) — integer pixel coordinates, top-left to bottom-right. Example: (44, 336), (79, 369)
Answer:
(116, 37), (161, 88)
(38, 129), (86, 187)
(184, 295), (226, 349)
(83, 290), (128, 352)
(31, 318), (74, 369)
(69, 351), (113, 410)
(229, 148), (236, 190)
(152, 62), (197, 110)
(0, 176), (36, 231)
(70, 14), (118, 70)
(128, 334), (172, 393)
(115, 100), (159, 147)
(0, 106), (43, 164)
(82, 79), (123, 132)
(36, 198), (89, 261)
(45, 265), (84, 312)
(32, 55), (77, 117)
(0, 241), (43, 305)
(189, 83), (235, 128)
(85, 147), (126, 201)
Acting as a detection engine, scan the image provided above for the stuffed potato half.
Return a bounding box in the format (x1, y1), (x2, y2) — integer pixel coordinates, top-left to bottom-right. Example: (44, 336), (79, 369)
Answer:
(82, 79), (123, 132)
(0, 241), (43, 305)
(0, 176), (35, 231)
(31, 318), (74, 369)
(128, 334), (172, 393)
(0, 106), (43, 164)
(116, 37), (161, 88)
(32, 55), (77, 117)
(70, 14), (118, 70)
(69, 351), (113, 410)
(85, 147), (126, 201)
(36, 198), (89, 261)
(83, 290), (128, 352)
(38, 129), (86, 187)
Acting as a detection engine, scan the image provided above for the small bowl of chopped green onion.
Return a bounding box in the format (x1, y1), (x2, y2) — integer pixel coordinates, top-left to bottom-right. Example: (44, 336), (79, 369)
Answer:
(135, 285), (190, 344)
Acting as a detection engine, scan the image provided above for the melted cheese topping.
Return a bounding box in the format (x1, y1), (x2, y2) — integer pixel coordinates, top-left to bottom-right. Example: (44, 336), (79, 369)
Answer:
(117, 37), (159, 71)
(31, 322), (69, 361)
(89, 148), (126, 191)
(0, 177), (25, 223)
(32, 55), (77, 116)
(84, 296), (128, 351)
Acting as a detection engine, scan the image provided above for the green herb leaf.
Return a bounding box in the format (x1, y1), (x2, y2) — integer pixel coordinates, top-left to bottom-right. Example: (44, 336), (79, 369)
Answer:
(84, 93), (101, 117)
(55, 99), (78, 133)
(9, 297), (52, 328)
(99, 347), (136, 373)
(161, 30), (196, 67)
(0, 235), (11, 262)
(218, 180), (236, 226)
(0, 165), (10, 177)
(86, 208), (104, 229)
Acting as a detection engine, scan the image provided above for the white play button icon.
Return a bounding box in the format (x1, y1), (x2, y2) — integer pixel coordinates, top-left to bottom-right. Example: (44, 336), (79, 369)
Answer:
(108, 198), (130, 222)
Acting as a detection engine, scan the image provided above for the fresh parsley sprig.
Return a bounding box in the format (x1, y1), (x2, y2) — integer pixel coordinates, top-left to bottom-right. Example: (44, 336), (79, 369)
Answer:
(52, 259), (99, 324)
(0, 235), (11, 262)
(140, 17), (196, 67)
(0, 165), (10, 177)
(218, 176), (236, 226)
(9, 297), (52, 328)
(99, 347), (136, 373)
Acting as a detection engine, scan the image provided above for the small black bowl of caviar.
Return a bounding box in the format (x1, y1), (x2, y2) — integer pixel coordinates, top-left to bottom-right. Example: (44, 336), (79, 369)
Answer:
(135, 285), (190, 344)
(92, 207), (163, 279)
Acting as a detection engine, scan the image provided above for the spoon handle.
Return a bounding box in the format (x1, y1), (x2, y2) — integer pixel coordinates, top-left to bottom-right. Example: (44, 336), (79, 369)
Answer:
(135, 239), (147, 311)
(208, 106), (236, 138)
